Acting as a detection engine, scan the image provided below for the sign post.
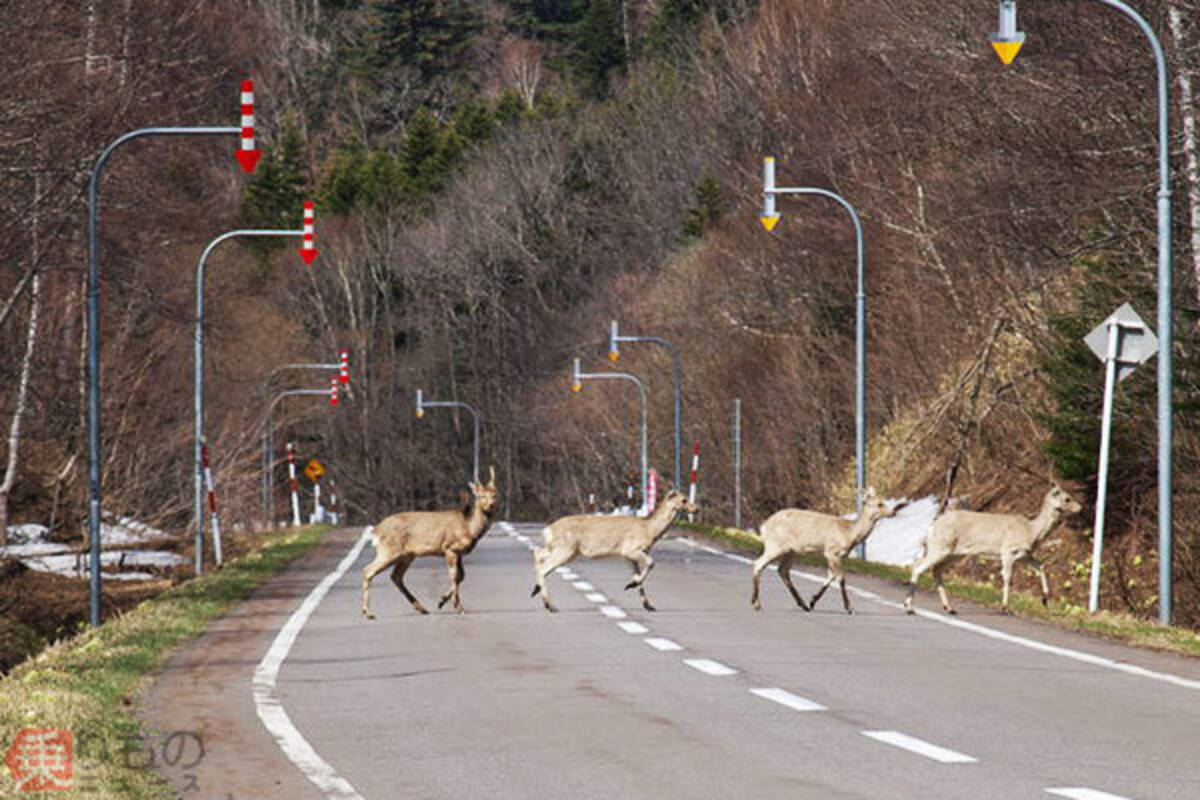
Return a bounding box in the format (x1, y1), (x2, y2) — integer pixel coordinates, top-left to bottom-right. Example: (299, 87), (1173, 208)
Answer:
(1083, 303), (1157, 613)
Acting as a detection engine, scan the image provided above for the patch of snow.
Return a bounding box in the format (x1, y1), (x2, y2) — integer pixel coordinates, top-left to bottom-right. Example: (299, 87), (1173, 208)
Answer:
(100, 516), (169, 546)
(0, 542), (73, 559)
(5, 523), (50, 544)
(13, 549), (185, 578)
(863, 496), (939, 567)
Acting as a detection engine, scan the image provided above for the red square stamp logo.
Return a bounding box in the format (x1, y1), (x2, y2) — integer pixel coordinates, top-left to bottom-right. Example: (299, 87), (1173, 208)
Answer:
(5, 728), (73, 792)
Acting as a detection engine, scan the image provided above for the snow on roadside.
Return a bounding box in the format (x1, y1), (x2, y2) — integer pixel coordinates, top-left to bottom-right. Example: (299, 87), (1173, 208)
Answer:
(3, 515), (180, 580)
(863, 496), (938, 567)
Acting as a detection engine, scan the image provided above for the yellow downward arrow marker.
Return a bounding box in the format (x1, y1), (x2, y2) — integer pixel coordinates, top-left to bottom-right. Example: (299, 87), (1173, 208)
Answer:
(759, 214), (780, 232)
(992, 40), (1023, 65)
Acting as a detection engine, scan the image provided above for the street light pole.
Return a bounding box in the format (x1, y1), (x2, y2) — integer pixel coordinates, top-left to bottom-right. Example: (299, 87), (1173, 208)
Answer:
(988, 0), (1174, 623)
(194, 227), (308, 574)
(572, 358), (649, 514)
(760, 156), (868, 555)
(415, 389), (481, 484)
(87, 125), (250, 626)
(608, 321), (683, 489)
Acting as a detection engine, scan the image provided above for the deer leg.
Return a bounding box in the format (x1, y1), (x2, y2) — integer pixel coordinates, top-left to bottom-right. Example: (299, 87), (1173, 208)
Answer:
(625, 551), (656, 611)
(777, 554), (811, 611)
(389, 555), (427, 615)
(1027, 556), (1050, 606)
(932, 562), (955, 615)
(904, 555), (932, 615)
(1000, 551), (1017, 614)
(750, 546), (780, 611)
(532, 546), (571, 612)
(361, 553), (400, 619)
(830, 556), (853, 614)
(437, 551), (465, 612)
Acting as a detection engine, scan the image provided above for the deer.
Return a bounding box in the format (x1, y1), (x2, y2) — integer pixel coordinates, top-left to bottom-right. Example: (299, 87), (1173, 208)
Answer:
(531, 490), (697, 613)
(360, 468), (498, 619)
(751, 487), (900, 613)
(904, 483), (1082, 615)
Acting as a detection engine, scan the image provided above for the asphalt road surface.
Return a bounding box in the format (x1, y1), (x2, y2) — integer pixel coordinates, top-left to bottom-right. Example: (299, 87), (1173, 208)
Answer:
(142, 523), (1200, 800)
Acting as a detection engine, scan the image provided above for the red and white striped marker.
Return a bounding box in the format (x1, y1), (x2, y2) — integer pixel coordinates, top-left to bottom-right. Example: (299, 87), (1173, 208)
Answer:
(299, 201), (318, 265)
(339, 348), (350, 384)
(201, 439), (223, 565)
(687, 440), (700, 521)
(236, 79), (261, 173)
(329, 375), (339, 407)
(287, 442), (301, 526)
(329, 479), (340, 525)
(645, 467), (660, 515)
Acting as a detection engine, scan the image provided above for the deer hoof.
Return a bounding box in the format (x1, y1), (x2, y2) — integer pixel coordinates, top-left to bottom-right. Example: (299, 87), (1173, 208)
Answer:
(624, 580), (638, 591)
(643, 602), (657, 612)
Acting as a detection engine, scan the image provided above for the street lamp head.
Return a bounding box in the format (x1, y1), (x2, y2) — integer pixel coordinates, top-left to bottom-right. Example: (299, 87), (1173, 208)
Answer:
(760, 156), (781, 232)
(989, 0), (1025, 65)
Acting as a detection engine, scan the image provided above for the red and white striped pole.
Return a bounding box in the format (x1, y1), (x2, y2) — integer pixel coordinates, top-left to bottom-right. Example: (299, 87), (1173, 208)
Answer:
(201, 438), (223, 566)
(287, 442), (301, 526)
(687, 440), (700, 521)
(339, 348), (350, 384)
(299, 201), (318, 265)
(645, 467), (660, 515)
(329, 375), (340, 407)
(235, 79), (261, 173)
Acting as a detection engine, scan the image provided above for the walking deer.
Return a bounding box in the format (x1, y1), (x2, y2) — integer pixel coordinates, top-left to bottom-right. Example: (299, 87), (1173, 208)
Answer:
(904, 484), (1081, 615)
(531, 490), (697, 612)
(751, 487), (899, 613)
(360, 468), (498, 618)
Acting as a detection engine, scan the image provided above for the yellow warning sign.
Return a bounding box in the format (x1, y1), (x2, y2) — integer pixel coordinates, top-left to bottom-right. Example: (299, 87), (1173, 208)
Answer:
(304, 458), (325, 482)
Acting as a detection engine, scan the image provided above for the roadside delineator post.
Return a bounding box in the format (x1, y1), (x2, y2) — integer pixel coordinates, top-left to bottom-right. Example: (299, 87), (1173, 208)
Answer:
(200, 438), (223, 568)
(287, 442), (301, 527)
(687, 440), (700, 522)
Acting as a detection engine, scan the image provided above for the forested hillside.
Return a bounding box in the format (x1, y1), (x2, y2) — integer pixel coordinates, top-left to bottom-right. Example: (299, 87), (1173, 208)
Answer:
(4, 0), (1200, 626)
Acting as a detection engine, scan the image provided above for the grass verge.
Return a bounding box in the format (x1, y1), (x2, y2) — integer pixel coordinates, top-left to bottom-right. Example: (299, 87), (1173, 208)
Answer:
(675, 521), (1200, 659)
(0, 525), (327, 799)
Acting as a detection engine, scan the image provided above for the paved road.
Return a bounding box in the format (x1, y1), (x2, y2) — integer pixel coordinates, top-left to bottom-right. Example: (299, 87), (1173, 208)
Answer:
(143, 523), (1200, 800)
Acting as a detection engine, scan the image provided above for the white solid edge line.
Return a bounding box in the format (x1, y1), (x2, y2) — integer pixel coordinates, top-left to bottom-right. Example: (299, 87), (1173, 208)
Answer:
(643, 637), (683, 652)
(617, 621), (649, 634)
(749, 687), (826, 712)
(676, 539), (1200, 693)
(683, 658), (738, 676)
(1045, 789), (1132, 800)
(253, 528), (371, 800)
(585, 592), (608, 603)
(861, 730), (977, 764)
(599, 605), (627, 619)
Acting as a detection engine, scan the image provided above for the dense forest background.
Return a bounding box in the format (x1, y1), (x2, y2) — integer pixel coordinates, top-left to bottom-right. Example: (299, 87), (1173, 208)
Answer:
(5, 0), (1200, 625)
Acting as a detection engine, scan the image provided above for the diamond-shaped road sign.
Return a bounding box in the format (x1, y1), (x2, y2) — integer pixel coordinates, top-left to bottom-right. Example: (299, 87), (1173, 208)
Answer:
(1084, 302), (1157, 382)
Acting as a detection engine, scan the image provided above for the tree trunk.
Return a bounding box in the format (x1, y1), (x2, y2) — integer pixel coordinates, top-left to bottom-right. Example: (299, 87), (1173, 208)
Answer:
(1168, 5), (1200, 306)
(0, 178), (43, 546)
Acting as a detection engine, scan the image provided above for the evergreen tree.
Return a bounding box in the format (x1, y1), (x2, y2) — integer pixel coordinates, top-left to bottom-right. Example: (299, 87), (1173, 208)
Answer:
(367, 0), (482, 80)
(572, 0), (626, 99)
(241, 116), (308, 256)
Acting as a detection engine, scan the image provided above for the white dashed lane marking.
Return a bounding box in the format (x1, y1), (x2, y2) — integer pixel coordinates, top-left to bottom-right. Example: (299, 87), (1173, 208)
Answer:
(643, 637), (683, 652)
(572, 581), (595, 591)
(861, 731), (977, 764)
(617, 621), (649, 634)
(749, 687), (826, 712)
(599, 605), (627, 619)
(1045, 789), (1132, 800)
(584, 593), (608, 603)
(683, 658), (738, 677)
